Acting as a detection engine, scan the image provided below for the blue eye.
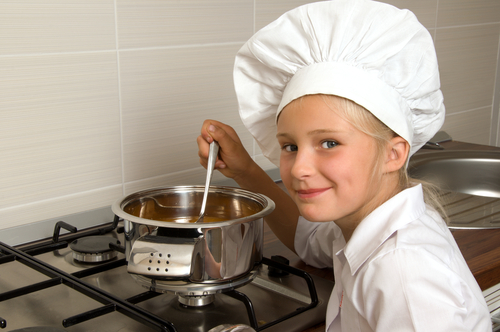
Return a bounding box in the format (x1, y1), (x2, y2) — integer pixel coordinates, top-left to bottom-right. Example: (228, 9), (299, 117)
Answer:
(321, 140), (338, 149)
(283, 144), (298, 152)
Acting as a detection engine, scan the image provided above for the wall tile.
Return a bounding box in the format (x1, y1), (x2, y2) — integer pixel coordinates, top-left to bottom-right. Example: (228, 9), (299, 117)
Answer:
(123, 167), (228, 195)
(255, 0), (438, 32)
(0, 52), (122, 227)
(383, 0), (438, 29)
(441, 107), (492, 145)
(0, 0), (116, 55)
(119, 44), (253, 183)
(435, 24), (499, 115)
(255, 0), (315, 31)
(1, 0), (500, 236)
(117, 0), (253, 48)
(437, 0), (500, 27)
(0, 186), (123, 231)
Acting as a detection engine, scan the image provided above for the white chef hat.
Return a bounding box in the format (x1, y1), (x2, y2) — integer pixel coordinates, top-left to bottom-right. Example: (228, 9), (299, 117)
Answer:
(234, 0), (445, 166)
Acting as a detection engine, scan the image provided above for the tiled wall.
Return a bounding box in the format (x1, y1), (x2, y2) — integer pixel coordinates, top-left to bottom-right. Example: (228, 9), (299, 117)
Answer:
(2, 0), (500, 231)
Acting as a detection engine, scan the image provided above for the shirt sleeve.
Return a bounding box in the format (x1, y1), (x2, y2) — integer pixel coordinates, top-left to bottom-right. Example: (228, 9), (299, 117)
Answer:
(357, 248), (488, 332)
(294, 216), (344, 269)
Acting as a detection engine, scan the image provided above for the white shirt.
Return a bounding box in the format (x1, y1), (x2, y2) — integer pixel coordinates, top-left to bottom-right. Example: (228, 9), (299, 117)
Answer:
(295, 184), (491, 332)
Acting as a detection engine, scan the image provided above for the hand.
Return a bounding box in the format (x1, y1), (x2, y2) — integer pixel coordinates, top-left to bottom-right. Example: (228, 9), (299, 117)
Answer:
(197, 120), (255, 182)
(198, 120), (300, 253)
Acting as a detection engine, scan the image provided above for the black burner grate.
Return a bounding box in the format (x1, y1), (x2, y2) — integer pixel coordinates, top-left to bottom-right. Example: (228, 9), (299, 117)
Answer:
(0, 217), (319, 331)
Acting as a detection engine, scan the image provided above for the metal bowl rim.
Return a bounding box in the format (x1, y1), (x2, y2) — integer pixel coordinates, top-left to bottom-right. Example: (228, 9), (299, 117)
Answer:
(409, 149), (500, 168)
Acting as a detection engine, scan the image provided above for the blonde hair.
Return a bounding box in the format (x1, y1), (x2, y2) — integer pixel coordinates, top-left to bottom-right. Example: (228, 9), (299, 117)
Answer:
(320, 95), (448, 220)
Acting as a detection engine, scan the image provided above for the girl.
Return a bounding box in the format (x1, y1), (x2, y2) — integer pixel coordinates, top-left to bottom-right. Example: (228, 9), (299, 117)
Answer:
(198, 1), (490, 331)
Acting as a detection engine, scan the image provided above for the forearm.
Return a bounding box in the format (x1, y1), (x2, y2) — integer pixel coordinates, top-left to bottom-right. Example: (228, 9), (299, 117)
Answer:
(232, 161), (299, 253)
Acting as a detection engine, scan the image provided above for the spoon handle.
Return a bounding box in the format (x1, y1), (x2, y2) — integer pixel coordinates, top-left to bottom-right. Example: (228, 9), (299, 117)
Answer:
(198, 141), (220, 220)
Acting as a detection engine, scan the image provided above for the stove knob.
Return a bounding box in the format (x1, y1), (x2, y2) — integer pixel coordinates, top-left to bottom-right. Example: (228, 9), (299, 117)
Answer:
(268, 255), (290, 277)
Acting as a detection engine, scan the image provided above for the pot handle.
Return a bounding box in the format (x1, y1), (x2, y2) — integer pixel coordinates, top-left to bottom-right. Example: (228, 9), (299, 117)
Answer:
(127, 234), (203, 278)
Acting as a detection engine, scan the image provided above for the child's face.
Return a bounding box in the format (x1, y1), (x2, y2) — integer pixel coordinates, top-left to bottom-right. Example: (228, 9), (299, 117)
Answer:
(277, 95), (385, 227)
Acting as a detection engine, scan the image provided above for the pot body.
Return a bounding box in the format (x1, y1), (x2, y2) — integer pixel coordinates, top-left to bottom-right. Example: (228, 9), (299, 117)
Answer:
(112, 186), (275, 284)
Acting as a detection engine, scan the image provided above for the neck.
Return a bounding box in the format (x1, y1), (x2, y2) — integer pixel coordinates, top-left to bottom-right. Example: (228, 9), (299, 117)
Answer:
(336, 173), (402, 243)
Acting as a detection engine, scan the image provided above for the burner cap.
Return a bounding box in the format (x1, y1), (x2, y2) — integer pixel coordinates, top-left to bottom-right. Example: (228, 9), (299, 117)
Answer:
(69, 236), (120, 263)
(178, 294), (215, 307)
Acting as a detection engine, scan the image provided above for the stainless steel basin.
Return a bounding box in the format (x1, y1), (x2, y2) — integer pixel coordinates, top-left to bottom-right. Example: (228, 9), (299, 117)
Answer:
(409, 150), (500, 229)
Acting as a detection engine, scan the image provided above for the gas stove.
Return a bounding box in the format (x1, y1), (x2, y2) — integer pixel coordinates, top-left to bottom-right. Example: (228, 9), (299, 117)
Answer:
(0, 214), (334, 332)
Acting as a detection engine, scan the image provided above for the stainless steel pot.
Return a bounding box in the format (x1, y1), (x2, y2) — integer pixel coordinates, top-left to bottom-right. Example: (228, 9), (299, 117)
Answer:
(111, 186), (275, 284)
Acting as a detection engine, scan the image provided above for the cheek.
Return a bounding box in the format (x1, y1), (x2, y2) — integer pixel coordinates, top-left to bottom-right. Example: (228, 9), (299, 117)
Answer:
(349, 152), (382, 189)
(320, 152), (370, 186)
(279, 157), (293, 186)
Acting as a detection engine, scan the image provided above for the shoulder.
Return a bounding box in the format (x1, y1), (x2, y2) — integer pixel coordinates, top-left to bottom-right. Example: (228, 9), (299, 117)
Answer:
(352, 212), (474, 309)
(351, 247), (489, 331)
(362, 245), (461, 292)
(362, 212), (465, 291)
(370, 205), (457, 267)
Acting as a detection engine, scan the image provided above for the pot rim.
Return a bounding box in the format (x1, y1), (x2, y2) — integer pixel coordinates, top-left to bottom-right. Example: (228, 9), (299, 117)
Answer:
(111, 185), (275, 228)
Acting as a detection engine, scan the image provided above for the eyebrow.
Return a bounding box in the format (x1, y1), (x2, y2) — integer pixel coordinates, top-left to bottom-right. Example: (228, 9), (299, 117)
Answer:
(276, 128), (345, 138)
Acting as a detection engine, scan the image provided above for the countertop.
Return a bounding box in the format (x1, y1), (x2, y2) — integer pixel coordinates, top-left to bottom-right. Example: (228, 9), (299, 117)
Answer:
(262, 140), (500, 332)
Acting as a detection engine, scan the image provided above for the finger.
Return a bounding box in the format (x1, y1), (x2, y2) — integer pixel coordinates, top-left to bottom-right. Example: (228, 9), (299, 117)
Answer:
(200, 119), (224, 143)
(208, 121), (241, 145)
(206, 123), (240, 154)
(197, 135), (210, 158)
(197, 133), (227, 170)
(199, 155), (226, 170)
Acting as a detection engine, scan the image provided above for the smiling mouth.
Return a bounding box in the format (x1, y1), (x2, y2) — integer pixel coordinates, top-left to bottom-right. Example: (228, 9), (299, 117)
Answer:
(296, 188), (330, 199)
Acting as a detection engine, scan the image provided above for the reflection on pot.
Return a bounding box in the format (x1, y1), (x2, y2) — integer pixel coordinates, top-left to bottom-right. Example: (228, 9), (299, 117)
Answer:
(112, 186), (274, 284)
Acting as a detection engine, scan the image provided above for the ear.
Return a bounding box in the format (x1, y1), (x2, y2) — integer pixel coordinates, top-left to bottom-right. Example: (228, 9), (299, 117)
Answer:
(384, 136), (410, 173)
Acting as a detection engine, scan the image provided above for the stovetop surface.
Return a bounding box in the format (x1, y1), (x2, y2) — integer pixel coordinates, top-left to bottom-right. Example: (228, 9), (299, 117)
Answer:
(0, 223), (334, 332)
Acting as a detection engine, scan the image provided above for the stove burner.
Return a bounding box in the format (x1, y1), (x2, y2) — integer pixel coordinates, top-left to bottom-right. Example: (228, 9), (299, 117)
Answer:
(131, 270), (257, 296)
(69, 236), (120, 263)
(178, 294), (215, 307)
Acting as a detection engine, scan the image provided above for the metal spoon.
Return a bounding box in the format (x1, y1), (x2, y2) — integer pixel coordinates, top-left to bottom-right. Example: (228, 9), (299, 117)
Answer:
(195, 141), (219, 223)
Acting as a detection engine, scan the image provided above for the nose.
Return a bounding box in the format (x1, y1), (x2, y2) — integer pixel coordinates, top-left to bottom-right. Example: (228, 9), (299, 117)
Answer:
(290, 148), (315, 179)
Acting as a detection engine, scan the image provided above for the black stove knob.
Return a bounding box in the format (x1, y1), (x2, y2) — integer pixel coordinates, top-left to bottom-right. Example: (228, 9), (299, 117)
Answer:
(268, 255), (290, 277)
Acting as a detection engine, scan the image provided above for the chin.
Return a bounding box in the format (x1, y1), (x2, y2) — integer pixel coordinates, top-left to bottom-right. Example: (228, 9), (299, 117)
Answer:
(307, 216), (333, 223)
(299, 207), (333, 223)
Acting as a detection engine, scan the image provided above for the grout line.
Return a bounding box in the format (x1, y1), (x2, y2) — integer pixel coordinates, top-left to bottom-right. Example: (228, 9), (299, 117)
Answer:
(0, 49), (115, 58)
(491, 32), (500, 146)
(433, 0), (439, 40)
(0, 184), (123, 214)
(253, 0), (256, 34)
(434, 21), (500, 30)
(117, 41), (244, 53)
(122, 166), (205, 187)
(446, 106), (493, 116)
(113, 0), (126, 196)
(0, 42), (246, 59)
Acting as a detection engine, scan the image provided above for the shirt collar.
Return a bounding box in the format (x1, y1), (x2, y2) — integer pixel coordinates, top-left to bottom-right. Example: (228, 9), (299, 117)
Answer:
(340, 184), (427, 275)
